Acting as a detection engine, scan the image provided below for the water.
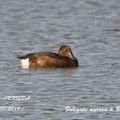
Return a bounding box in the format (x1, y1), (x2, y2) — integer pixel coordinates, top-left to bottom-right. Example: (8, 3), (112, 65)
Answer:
(0, 0), (120, 119)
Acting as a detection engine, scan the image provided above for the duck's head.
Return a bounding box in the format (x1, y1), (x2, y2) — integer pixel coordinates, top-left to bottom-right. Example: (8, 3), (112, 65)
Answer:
(58, 45), (76, 60)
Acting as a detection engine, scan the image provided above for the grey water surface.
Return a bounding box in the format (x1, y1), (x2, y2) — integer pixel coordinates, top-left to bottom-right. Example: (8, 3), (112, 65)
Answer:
(0, 0), (120, 120)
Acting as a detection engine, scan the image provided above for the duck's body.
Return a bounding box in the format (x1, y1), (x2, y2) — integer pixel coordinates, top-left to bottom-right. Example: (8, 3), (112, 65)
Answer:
(17, 45), (78, 68)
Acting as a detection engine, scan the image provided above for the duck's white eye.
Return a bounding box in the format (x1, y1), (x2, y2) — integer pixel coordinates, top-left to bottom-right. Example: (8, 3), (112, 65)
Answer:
(64, 48), (68, 51)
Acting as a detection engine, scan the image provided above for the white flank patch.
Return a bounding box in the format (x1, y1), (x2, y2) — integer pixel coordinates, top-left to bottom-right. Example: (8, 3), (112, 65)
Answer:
(20, 58), (29, 68)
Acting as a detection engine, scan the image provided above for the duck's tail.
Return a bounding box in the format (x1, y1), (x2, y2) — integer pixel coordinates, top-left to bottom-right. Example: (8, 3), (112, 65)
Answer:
(17, 55), (25, 59)
(17, 51), (25, 59)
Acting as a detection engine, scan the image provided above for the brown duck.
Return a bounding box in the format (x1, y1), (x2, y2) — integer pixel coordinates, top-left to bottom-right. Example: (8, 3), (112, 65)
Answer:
(17, 45), (79, 68)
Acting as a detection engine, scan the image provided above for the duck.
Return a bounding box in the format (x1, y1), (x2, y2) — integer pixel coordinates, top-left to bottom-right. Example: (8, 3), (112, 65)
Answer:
(17, 45), (79, 68)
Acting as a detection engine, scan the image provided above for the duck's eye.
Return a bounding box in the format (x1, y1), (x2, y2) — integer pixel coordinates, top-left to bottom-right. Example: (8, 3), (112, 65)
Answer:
(64, 48), (68, 51)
